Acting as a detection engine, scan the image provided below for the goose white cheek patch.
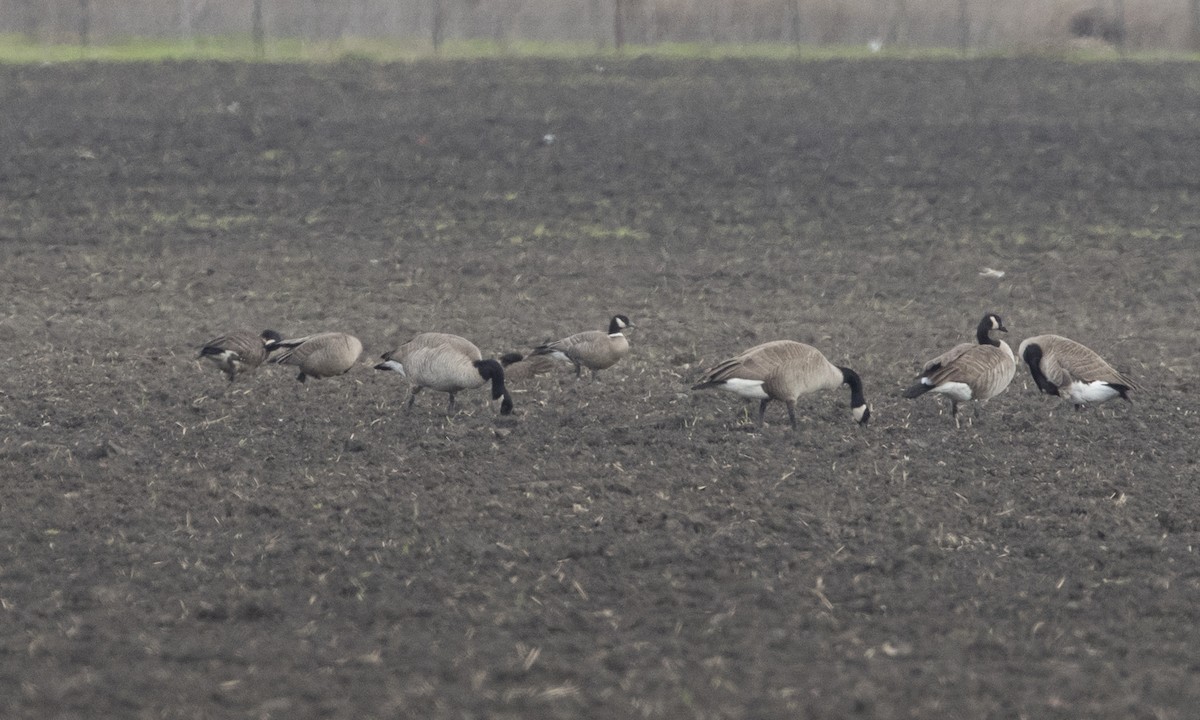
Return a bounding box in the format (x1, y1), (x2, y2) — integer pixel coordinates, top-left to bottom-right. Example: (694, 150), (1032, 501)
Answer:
(376, 360), (406, 376)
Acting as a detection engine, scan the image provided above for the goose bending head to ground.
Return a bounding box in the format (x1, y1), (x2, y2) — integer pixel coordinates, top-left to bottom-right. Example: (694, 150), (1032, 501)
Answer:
(375, 332), (513, 415)
(198, 329), (283, 382)
(1018, 334), (1137, 411)
(692, 340), (870, 430)
(532, 314), (633, 380)
(904, 312), (1015, 426)
(268, 332), (363, 382)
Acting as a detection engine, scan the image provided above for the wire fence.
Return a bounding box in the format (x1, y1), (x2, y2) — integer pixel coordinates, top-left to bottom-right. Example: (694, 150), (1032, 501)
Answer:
(2, 0), (1197, 54)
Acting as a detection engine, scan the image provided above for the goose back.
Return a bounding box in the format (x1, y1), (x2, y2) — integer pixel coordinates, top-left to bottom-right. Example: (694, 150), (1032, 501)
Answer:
(698, 341), (843, 399)
(271, 332), (363, 380)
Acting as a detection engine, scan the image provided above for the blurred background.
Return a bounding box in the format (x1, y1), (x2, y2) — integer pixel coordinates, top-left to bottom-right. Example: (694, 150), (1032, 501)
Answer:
(0, 0), (1196, 56)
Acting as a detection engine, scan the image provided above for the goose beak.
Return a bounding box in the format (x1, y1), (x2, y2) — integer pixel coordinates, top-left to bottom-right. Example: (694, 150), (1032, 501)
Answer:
(374, 360), (406, 376)
(997, 324), (1009, 333)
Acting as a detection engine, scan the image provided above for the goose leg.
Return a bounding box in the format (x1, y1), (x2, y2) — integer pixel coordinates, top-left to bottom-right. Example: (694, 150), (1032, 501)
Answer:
(757, 399), (770, 429)
(407, 386), (421, 411)
(951, 401), (960, 429)
(447, 392), (457, 413)
(786, 400), (798, 430)
(297, 371), (307, 383)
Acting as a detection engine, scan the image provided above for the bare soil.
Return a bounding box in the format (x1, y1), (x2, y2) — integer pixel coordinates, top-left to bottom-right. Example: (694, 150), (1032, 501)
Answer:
(1, 58), (1198, 719)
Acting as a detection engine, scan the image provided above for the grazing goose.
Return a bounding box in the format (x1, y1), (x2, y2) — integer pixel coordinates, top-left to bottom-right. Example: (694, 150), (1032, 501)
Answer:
(198, 329), (282, 382)
(904, 312), (1015, 426)
(532, 314), (633, 380)
(1018, 334), (1137, 410)
(375, 333), (513, 415)
(499, 352), (562, 382)
(692, 341), (870, 429)
(269, 332), (363, 382)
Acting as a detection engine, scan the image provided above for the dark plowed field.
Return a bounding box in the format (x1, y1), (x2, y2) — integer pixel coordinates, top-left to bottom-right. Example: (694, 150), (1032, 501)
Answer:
(1, 57), (1198, 719)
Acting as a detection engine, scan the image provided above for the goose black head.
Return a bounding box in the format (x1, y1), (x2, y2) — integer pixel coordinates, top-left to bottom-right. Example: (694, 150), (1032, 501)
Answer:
(262, 329), (285, 352)
(839, 367), (871, 426)
(609, 315), (634, 334)
(976, 312), (1007, 346)
(475, 359), (514, 415)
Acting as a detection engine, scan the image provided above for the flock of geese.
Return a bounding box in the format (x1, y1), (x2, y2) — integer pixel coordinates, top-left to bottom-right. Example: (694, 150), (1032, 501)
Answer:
(198, 312), (1138, 429)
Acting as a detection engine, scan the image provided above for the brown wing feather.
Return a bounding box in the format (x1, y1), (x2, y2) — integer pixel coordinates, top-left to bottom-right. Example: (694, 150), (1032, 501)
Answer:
(201, 330), (265, 363)
(922, 342), (974, 375)
(1046, 337), (1137, 389)
(927, 343), (1015, 401)
(697, 341), (840, 398)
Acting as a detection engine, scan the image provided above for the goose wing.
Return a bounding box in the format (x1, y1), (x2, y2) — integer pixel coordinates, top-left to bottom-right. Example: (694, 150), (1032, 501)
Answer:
(1051, 338), (1137, 389)
(200, 330), (263, 362)
(921, 342), (974, 375)
(927, 344), (1015, 400)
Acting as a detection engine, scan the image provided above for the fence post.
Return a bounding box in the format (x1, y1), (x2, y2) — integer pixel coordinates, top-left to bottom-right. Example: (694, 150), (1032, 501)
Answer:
(252, 0), (265, 58)
(1110, 0), (1126, 54)
(957, 0), (969, 55)
(19, 0), (38, 42)
(432, 0), (445, 52)
(614, 0), (627, 49)
(1192, 0), (1200, 52)
(789, 0), (802, 46)
(79, 0), (92, 47)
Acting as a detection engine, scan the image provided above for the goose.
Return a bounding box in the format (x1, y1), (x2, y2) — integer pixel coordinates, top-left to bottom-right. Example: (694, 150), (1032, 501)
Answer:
(1018, 334), (1137, 410)
(268, 332), (363, 382)
(375, 333), (513, 415)
(198, 329), (283, 382)
(692, 340), (870, 429)
(532, 314), (633, 380)
(904, 312), (1015, 426)
(499, 351), (562, 382)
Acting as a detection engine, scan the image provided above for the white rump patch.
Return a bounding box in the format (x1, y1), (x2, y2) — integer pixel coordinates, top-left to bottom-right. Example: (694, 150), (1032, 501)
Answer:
(376, 360), (406, 376)
(930, 381), (973, 402)
(718, 378), (770, 400)
(548, 350), (571, 362)
(1065, 381), (1121, 405)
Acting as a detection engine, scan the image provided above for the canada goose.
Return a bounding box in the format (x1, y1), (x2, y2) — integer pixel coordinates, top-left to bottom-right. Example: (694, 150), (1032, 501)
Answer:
(1018, 334), (1137, 410)
(499, 352), (562, 382)
(904, 312), (1015, 426)
(692, 340), (870, 429)
(375, 333), (513, 415)
(532, 315), (633, 380)
(268, 332), (363, 382)
(198, 329), (283, 382)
